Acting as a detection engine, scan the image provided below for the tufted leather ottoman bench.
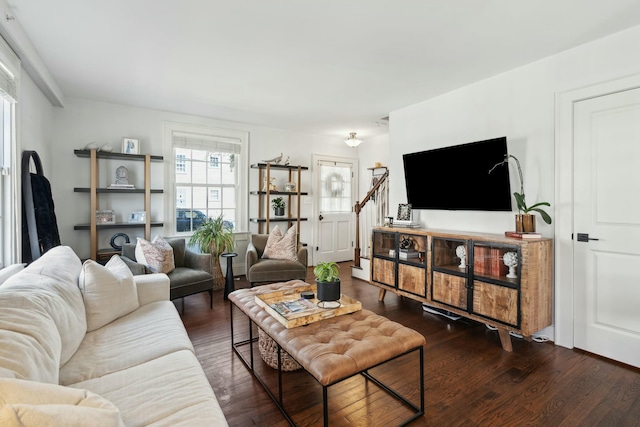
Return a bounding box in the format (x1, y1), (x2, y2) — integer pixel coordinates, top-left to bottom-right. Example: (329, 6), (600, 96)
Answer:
(229, 280), (426, 426)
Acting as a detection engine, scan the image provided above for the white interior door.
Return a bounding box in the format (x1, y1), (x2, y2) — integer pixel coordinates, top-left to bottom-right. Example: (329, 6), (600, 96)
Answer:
(573, 87), (640, 368)
(314, 157), (357, 264)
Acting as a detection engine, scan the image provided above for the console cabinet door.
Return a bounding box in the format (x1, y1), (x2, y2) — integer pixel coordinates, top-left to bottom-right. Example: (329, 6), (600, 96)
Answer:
(371, 230), (397, 288)
(372, 257), (396, 286)
(397, 233), (427, 297)
(432, 271), (467, 310)
(472, 280), (519, 326)
(470, 242), (521, 328)
(398, 264), (426, 297)
(431, 237), (468, 309)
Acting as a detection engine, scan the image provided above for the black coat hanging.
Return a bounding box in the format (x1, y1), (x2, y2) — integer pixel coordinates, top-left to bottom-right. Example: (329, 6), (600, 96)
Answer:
(21, 150), (61, 263)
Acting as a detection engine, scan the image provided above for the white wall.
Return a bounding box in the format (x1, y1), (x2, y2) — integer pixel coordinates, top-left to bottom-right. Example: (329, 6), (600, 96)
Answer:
(19, 71), (55, 177)
(49, 97), (356, 263)
(388, 24), (640, 340)
(357, 133), (390, 202)
(389, 24), (640, 236)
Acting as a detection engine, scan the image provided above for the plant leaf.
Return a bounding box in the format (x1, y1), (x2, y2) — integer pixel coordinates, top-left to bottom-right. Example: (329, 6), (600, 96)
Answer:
(530, 207), (553, 224)
(513, 192), (527, 211)
(527, 201), (551, 209)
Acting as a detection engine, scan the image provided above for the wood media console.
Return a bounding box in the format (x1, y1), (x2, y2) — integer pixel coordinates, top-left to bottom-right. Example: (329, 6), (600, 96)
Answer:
(370, 227), (553, 351)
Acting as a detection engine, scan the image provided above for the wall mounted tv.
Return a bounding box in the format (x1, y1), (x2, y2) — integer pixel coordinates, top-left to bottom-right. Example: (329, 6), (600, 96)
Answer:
(402, 136), (512, 211)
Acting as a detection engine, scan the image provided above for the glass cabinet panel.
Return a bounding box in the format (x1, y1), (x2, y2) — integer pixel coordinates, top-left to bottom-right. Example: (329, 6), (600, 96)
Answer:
(472, 242), (520, 283)
(372, 230), (396, 259)
(432, 237), (468, 273)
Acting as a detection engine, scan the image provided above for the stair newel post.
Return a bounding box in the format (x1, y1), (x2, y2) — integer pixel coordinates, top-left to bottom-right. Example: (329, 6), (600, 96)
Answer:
(354, 201), (361, 268)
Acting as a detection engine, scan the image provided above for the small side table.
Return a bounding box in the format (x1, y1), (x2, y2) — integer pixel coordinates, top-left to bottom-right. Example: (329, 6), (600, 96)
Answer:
(221, 253), (238, 300)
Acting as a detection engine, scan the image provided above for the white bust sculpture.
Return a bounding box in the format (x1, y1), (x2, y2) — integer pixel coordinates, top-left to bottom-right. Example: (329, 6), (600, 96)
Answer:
(115, 166), (129, 185)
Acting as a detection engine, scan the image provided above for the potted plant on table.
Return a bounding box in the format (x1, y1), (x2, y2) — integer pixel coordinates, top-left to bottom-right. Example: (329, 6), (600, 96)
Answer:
(272, 197), (286, 217)
(313, 261), (341, 307)
(189, 214), (235, 290)
(490, 154), (552, 232)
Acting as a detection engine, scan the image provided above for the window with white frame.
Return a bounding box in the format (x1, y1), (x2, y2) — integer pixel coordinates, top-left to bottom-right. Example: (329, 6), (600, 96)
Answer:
(169, 127), (245, 234)
(176, 154), (187, 174)
(208, 154), (220, 168)
(0, 35), (19, 267)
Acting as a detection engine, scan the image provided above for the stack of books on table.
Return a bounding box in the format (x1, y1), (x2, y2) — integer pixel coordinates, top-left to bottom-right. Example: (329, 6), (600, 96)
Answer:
(107, 184), (136, 190)
(504, 231), (542, 239)
(392, 220), (421, 228)
(398, 249), (419, 260)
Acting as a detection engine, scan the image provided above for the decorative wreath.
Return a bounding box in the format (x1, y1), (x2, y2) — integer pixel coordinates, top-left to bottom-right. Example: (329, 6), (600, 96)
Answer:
(110, 233), (130, 251)
(324, 172), (345, 198)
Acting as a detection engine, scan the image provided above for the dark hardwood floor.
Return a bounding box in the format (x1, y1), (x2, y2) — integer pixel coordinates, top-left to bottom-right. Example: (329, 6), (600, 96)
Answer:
(179, 262), (640, 427)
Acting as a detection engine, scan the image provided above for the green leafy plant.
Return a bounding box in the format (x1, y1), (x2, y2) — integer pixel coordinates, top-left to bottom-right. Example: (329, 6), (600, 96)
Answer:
(271, 197), (285, 210)
(313, 261), (340, 283)
(490, 154), (552, 224)
(188, 214), (235, 286)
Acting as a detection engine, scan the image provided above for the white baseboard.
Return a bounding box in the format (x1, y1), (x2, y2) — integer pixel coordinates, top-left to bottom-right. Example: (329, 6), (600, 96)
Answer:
(351, 258), (370, 282)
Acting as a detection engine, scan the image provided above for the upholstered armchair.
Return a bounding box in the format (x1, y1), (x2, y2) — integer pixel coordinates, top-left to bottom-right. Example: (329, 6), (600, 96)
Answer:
(121, 237), (214, 311)
(245, 233), (308, 287)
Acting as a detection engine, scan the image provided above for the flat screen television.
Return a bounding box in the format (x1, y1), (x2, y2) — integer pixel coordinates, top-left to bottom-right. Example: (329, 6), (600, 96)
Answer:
(402, 136), (512, 211)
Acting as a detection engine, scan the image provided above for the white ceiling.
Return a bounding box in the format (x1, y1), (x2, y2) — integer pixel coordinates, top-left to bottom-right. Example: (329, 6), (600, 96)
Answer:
(7, 0), (640, 139)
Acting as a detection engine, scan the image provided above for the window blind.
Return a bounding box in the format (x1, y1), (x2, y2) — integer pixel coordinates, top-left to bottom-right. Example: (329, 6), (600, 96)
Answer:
(0, 35), (19, 102)
(172, 132), (241, 154)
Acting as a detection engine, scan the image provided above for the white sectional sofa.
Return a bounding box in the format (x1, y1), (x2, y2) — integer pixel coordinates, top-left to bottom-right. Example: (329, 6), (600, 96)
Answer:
(0, 246), (227, 426)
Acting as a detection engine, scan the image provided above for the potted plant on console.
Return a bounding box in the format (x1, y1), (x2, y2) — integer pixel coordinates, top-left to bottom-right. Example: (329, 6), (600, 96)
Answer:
(490, 154), (552, 232)
(189, 214), (235, 289)
(272, 197), (286, 217)
(314, 261), (341, 308)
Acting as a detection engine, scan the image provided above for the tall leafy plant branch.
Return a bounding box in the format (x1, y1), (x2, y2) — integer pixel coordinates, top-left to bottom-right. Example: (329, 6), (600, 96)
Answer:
(489, 154), (552, 224)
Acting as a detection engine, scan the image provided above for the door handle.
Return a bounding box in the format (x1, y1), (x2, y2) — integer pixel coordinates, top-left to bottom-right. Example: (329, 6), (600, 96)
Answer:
(319, 215), (324, 221)
(576, 233), (600, 242)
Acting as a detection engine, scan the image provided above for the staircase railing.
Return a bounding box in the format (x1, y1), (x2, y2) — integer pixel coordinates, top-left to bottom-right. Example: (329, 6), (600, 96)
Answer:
(353, 168), (389, 268)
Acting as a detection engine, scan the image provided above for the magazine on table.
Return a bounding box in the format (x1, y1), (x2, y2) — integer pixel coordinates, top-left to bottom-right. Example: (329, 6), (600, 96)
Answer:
(270, 298), (317, 316)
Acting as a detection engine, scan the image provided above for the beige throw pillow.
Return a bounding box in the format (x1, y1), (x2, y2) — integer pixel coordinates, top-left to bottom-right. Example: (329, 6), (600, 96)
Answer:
(79, 256), (140, 332)
(135, 236), (175, 274)
(262, 225), (298, 261)
(0, 378), (125, 427)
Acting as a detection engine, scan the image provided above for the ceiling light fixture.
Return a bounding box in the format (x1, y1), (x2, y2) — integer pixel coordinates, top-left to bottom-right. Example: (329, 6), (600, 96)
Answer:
(344, 132), (362, 148)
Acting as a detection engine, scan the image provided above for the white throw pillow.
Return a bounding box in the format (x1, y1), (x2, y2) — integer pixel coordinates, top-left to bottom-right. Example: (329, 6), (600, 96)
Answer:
(79, 256), (140, 332)
(262, 225), (298, 261)
(0, 378), (125, 427)
(0, 264), (26, 286)
(135, 236), (175, 274)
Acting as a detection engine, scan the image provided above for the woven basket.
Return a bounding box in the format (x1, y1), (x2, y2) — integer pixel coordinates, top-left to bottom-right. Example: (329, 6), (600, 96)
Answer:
(258, 328), (301, 371)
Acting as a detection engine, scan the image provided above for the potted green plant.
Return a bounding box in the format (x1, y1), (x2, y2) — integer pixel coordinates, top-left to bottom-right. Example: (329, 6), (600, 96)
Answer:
(272, 197), (286, 216)
(188, 214), (235, 289)
(490, 154), (552, 232)
(313, 261), (340, 305)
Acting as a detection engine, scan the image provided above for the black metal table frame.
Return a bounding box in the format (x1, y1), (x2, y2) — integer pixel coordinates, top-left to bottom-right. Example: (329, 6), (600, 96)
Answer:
(230, 303), (425, 426)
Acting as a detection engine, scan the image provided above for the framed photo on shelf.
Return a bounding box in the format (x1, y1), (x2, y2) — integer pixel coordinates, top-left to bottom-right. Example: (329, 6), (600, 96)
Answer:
(128, 211), (146, 223)
(122, 138), (140, 155)
(397, 203), (412, 221)
(96, 209), (116, 225)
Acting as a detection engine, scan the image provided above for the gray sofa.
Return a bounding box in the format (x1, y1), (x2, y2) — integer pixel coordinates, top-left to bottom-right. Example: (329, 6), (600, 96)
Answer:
(121, 238), (214, 309)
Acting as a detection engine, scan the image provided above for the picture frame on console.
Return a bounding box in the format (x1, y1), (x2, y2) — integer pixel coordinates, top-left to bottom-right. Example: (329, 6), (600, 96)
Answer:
(397, 203), (412, 221)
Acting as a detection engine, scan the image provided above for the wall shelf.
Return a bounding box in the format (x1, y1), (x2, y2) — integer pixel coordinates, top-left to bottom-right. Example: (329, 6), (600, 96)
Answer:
(250, 163), (307, 237)
(74, 149), (164, 260)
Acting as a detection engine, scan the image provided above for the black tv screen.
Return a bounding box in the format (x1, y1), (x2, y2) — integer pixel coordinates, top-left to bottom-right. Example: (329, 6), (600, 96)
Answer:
(402, 136), (512, 211)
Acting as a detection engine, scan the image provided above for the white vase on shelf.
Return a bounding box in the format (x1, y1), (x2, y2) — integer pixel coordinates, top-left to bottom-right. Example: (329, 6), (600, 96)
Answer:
(503, 251), (518, 278)
(455, 245), (466, 269)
